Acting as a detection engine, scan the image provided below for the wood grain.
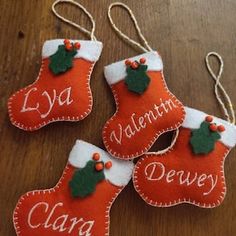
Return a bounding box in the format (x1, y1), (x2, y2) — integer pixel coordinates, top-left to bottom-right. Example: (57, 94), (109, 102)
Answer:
(0, 0), (236, 235)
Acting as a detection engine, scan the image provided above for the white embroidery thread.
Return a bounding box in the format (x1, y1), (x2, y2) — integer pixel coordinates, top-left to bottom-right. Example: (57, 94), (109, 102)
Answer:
(144, 162), (218, 196)
(27, 201), (94, 235)
(21, 87), (74, 119)
(109, 98), (177, 145)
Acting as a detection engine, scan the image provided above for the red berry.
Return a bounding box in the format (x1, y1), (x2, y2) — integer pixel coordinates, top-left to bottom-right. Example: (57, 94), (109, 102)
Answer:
(125, 59), (131, 66)
(131, 61), (138, 69)
(209, 124), (217, 132)
(95, 162), (104, 171)
(74, 42), (81, 50)
(217, 125), (225, 132)
(64, 39), (70, 45)
(205, 115), (213, 123)
(65, 43), (73, 51)
(105, 161), (112, 169)
(140, 57), (146, 64)
(92, 153), (100, 161)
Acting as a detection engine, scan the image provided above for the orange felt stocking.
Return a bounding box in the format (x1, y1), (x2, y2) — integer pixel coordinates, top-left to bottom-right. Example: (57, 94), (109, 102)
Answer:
(102, 3), (185, 160)
(13, 140), (133, 236)
(8, 0), (103, 131)
(8, 40), (102, 131)
(133, 107), (236, 208)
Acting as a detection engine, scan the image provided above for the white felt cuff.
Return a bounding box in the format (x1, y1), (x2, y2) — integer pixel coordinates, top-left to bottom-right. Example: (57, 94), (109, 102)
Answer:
(69, 140), (134, 187)
(104, 51), (163, 85)
(183, 106), (236, 148)
(42, 39), (103, 62)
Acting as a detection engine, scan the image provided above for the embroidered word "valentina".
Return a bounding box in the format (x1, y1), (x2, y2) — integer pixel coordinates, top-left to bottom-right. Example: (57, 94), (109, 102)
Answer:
(145, 162), (218, 196)
(27, 202), (94, 235)
(21, 87), (73, 119)
(110, 98), (177, 145)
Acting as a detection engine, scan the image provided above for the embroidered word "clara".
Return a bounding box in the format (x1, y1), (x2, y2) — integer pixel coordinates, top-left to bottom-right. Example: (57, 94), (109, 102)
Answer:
(110, 98), (177, 145)
(145, 162), (218, 196)
(21, 87), (73, 118)
(27, 202), (94, 235)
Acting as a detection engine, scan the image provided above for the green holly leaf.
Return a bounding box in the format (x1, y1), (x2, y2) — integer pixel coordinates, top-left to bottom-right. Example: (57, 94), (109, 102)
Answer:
(198, 121), (211, 135)
(139, 64), (148, 72)
(69, 160), (105, 198)
(49, 45), (77, 75)
(190, 121), (221, 155)
(212, 131), (221, 141)
(125, 63), (150, 94)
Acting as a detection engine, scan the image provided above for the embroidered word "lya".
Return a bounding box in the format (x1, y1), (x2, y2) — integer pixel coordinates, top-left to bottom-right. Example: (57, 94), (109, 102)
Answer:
(145, 162), (218, 196)
(27, 202), (94, 235)
(21, 87), (73, 118)
(110, 98), (177, 145)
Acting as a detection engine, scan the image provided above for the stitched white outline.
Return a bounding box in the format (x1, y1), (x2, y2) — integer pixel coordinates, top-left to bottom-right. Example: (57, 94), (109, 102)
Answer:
(102, 69), (186, 160)
(8, 58), (96, 131)
(12, 163), (125, 236)
(132, 148), (230, 208)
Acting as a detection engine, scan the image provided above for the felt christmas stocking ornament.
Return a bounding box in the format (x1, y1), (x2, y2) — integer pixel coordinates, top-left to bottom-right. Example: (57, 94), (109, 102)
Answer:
(8, 0), (103, 131)
(102, 3), (185, 160)
(133, 107), (236, 208)
(13, 140), (134, 236)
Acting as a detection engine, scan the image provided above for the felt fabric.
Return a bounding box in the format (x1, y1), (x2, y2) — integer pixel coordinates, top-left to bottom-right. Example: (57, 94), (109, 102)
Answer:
(69, 140), (134, 186)
(125, 63), (150, 94)
(190, 121), (221, 154)
(49, 44), (77, 75)
(104, 51), (163, 85)
(13, 140), (133, 236)
(183, 107), (236, 147)
(102, 52), (185, 160)
(8, 39), (103, 131)
(69, 160), (105, 198)
(133, 107), (236, 208)
(42, 40), (103, 61)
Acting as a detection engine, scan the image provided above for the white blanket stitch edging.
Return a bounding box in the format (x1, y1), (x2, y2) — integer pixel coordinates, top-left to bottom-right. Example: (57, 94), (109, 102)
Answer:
(132, 149), (229, 208)
(102, 70), (186, 160)
(13, 164), (125, 236)
(8, 60), (95, 131)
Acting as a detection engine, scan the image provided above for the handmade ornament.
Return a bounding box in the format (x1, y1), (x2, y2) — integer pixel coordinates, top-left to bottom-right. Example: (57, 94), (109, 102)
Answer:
(8, 0), (103, 131)
(133, 52), (236, 208)
(13, 140), (134, 236)
(102, 3), (185, 160)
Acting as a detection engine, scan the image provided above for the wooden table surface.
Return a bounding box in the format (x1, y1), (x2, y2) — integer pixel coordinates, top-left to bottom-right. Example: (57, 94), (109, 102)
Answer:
(0, 0), (236, 235)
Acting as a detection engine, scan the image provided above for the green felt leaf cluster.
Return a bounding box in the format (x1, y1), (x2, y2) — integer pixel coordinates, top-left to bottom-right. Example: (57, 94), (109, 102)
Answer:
(69, 160), (105, 198)
(49, 45), (77, 75)
(125, 63), (150, 94)
(190, 121), (221, 155)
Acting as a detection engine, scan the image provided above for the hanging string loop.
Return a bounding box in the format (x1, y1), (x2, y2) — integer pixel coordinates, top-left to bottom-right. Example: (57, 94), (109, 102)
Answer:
(147, 129), (180, 155)
(108, 2), (153, 52)
(205, 52), (235, 124)
(52, 0), (97, 40)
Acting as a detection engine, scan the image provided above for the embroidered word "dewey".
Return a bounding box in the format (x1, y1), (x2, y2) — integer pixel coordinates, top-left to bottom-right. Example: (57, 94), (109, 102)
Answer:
(145, 162), (218, 196)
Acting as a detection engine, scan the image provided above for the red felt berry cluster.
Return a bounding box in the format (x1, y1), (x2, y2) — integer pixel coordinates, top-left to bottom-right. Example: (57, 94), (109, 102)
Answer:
(125, 57), (146, 69)
(92, 153), (112, 171)
(63, 39), (81, 51)
(205, 115), (225, 132)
